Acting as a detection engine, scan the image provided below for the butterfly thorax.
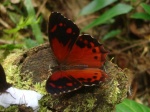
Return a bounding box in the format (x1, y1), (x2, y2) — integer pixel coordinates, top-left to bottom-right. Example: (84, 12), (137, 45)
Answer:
(51, 64), (89, 71)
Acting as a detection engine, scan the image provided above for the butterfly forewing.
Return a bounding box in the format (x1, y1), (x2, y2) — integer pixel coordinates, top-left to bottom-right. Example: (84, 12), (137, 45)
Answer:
(48, 12), (79, 63)
(66, 35), (108, 67)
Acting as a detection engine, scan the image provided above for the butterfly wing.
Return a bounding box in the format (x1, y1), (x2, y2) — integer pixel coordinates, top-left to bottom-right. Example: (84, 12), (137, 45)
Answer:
(65, 35), (108, 67)
(48, 12), (79, 63)
(49, 12), (108, 67)
(46, 69), (107, 95)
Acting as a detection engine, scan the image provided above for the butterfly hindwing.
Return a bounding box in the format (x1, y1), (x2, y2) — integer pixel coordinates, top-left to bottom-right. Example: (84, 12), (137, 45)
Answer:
(46, 69), (107, 95)
(48, 12), (79, 63)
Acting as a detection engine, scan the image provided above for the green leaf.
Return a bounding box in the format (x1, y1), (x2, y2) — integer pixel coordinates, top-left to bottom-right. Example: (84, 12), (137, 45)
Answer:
(141, 3), (150, 15)
(79, 0), (117, 16)
(131, 13), (150, 20)
(25, 38), (39, 48)
(24, 0), (44, 44)
(4, 17), (39, 34)
(0, 44), (22, 50)
(7, 11), (21, 24)
(102, 29), (121, 41)
(82, 3), (132, 31)
(116, 99), (150, 112)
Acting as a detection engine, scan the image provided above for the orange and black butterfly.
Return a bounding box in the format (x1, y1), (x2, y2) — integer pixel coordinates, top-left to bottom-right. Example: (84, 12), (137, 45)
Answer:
(46, 12), (108, 95)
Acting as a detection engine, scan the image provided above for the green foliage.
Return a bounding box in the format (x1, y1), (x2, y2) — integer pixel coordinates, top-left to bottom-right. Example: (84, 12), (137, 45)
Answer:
(81, 2), (132, 32)
(116, 99), (150, 112)
(79, 0), (117, 16)
(4, 16), (40, 34)
(0, 44), (22, 50)
(131, 3), (150, 20)
(79, 1), (150, 41)
(8, 11), (21, 24)
(3, 16), (41, 49)
(102, 29), (121, 42)
(24, 0), (44, 45)
(2, 0), (44, 49)
(25, 38), (39, 49)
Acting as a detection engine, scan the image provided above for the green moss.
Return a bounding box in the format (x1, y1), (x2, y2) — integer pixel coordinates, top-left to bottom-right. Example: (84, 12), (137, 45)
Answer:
(107, 81), (120, 104)
(2, 52), (46, 111)
(0, 106), (6, 111)
(34, 81), (47, 94)
(1, 47), (129, 112)
(4, 105), (19, 112)
(3, 52), (46, 94)
(86, 96), (97, 109)
(0, 105), (32, 112)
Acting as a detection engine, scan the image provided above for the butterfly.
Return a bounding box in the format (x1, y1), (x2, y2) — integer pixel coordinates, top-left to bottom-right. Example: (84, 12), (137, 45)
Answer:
(0, 64), (11, 93)
(46, 12), (108, 95)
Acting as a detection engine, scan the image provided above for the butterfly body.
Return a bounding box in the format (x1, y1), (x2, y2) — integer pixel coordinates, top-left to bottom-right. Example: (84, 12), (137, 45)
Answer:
(46, 12), (108, 95)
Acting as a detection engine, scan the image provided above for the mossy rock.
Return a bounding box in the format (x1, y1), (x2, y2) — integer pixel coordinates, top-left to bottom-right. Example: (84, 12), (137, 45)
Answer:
(2, 43), (130, 112)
